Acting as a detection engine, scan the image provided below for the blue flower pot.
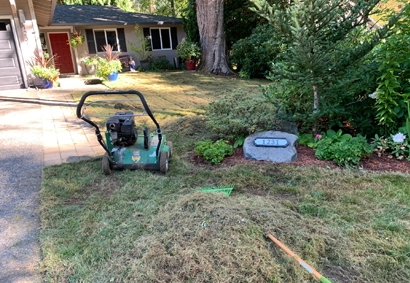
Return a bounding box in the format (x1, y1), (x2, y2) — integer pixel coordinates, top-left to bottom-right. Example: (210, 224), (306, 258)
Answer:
(107, 71), (118, 81)
(40, 78), (53, 89)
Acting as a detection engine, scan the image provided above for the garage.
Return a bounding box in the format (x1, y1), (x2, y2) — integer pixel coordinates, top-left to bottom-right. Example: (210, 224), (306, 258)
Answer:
(0, 19), (23, 90)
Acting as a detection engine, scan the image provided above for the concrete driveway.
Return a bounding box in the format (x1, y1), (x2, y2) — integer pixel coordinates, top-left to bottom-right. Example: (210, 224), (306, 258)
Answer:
(0, 78), (106, 282)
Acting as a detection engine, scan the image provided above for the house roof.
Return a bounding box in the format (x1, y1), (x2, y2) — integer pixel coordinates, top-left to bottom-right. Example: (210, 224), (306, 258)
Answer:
(52, 5), (183, 26)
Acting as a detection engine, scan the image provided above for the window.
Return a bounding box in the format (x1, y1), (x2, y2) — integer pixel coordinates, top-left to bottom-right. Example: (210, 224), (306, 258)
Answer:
(149, 28), (172, 51)
(85, 28), (127, 54)
(94, 29), (118, 52)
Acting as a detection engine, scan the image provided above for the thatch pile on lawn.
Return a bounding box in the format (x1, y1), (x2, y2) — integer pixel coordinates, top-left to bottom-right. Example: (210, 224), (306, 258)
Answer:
(129, 192), (353, 282)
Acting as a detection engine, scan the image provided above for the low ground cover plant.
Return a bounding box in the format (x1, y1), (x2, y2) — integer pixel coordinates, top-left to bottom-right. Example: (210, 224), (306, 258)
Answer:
(372, 132), (410, 160)
(195, 139), (233, 165)
(298, 130), (374, 166)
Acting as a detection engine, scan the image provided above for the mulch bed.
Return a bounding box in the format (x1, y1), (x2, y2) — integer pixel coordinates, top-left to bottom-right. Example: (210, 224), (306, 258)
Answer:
(191, 146), (410, 174)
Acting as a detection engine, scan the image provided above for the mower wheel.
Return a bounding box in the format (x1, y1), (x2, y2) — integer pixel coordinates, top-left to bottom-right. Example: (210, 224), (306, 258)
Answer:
(102, 153), (112, 175)
(167, 141), (173, 158)
(159, 151), (168, 174)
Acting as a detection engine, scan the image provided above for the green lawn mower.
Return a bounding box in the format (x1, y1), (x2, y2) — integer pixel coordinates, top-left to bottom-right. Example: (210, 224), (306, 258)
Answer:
(76, 90), (172, 175)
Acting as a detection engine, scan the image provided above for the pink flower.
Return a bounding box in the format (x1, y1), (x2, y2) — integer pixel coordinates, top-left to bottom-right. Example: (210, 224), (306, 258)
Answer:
(315, 134), (322, 140)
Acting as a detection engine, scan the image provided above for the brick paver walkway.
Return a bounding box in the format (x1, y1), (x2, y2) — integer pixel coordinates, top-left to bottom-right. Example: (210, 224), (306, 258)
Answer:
(39, 78), (108, 166)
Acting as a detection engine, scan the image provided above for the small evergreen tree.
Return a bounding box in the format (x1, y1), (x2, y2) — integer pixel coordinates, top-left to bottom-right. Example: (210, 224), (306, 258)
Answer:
(250, 0), (406, 133)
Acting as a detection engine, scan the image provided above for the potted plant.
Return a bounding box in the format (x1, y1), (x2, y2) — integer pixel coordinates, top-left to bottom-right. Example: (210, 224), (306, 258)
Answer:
(128, 26), (151, 70)
(68, 29), (85, 49)
(31, 65), (60, 88)
(81, 55), (99, 75)
(176, 39), (201, 70)
(28, 50), (60, 88)
(95, 44), (122, 81)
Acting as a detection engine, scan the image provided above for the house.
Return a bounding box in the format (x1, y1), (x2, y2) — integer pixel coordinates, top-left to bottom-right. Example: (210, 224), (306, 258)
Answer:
(0, 2), (185, 91)
(43, 4), (185, 75)
(0, 0), (56, 90)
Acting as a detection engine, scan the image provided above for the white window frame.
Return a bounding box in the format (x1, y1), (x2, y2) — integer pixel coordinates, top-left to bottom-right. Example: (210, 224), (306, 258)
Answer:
(93, 29), (119, 52)
(149, 27), (172, 51)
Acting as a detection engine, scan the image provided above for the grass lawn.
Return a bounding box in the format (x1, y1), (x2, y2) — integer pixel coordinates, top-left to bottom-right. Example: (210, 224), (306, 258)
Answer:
(40, 72), (410, 283)
(371, 0), (407, 24)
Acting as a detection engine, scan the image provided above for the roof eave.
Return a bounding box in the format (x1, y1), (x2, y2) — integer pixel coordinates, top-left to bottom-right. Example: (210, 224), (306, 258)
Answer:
(32, 0), (57, 27)
(52, 21), (182, 26)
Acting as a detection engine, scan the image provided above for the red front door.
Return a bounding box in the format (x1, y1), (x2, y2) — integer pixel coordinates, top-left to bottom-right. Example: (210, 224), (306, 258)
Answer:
(49, 33), (74, 74)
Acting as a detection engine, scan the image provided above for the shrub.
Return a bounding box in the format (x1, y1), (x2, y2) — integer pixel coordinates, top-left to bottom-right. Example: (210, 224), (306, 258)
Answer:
(148, 56), (174, 71)
(195, 140), (233, 165)
(314, 130), (373, 166)
(176, 39), (201, 61)
(205, 90), (276, 141)
(372, 7), (410, 134)
(230, 25), (282, 79)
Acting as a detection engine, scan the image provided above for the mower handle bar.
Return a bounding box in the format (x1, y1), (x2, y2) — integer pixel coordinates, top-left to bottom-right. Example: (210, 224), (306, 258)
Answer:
(76, 90), (161, 130)
(76, 90), (163, 158)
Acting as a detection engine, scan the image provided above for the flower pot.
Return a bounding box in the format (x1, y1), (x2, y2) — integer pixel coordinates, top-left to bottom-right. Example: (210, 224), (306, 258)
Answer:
(40, 78), (53, 89)
(185, 60), (196, 71)
(107, 71), (118, 82)
(85, 64), (96, 75)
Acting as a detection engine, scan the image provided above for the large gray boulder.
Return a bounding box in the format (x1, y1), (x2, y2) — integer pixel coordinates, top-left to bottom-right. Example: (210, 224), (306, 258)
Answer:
(244, 131), (298, 163)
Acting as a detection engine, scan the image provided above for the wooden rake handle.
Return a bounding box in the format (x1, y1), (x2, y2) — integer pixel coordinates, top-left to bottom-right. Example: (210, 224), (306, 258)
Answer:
(267, 234), (332, 283)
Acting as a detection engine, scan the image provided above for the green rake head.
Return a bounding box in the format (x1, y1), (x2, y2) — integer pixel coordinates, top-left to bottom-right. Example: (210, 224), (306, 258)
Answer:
(200, 187), (234, 196)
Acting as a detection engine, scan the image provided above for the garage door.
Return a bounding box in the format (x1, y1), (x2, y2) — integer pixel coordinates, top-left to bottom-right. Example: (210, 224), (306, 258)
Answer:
(0, 19), (23, 90)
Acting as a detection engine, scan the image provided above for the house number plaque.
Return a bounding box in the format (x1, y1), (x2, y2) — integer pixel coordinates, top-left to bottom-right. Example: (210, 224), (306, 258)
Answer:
(253, 137), (289, 148)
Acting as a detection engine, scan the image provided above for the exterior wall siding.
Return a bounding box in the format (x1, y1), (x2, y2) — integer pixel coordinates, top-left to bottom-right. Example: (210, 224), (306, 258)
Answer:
(71, 24), (185, 74)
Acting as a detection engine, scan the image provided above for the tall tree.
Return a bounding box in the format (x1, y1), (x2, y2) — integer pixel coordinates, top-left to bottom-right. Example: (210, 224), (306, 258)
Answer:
(250, 0), (406, 132)
(196, 0), (232, 74)
(136, 0), (187, 17)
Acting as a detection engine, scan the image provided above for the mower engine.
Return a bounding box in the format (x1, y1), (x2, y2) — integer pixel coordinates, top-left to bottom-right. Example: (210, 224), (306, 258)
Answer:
(106, 111), (137, 147)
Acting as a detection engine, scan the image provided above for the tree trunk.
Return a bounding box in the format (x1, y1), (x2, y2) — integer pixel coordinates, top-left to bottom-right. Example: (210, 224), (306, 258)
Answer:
(196, 0), (233, 75)
(312, 83), (320, 134)
(170, 0), (176, 17)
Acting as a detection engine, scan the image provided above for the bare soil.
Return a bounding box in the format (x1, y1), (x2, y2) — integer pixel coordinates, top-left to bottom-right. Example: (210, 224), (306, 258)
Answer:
(192, 146), (410, 174)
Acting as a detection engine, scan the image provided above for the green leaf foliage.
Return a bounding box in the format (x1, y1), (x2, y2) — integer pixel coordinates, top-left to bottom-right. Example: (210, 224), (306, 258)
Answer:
(372, 134), (410, 161)
(195, 140), (233, 165)
(230, 25), (283, 79)
(205, 89), (277, 141)
(249, 0), (406, 133)
(373, 5), (410, 134)
(315, 133), (374, 166)
(147, 55), (174, 71)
